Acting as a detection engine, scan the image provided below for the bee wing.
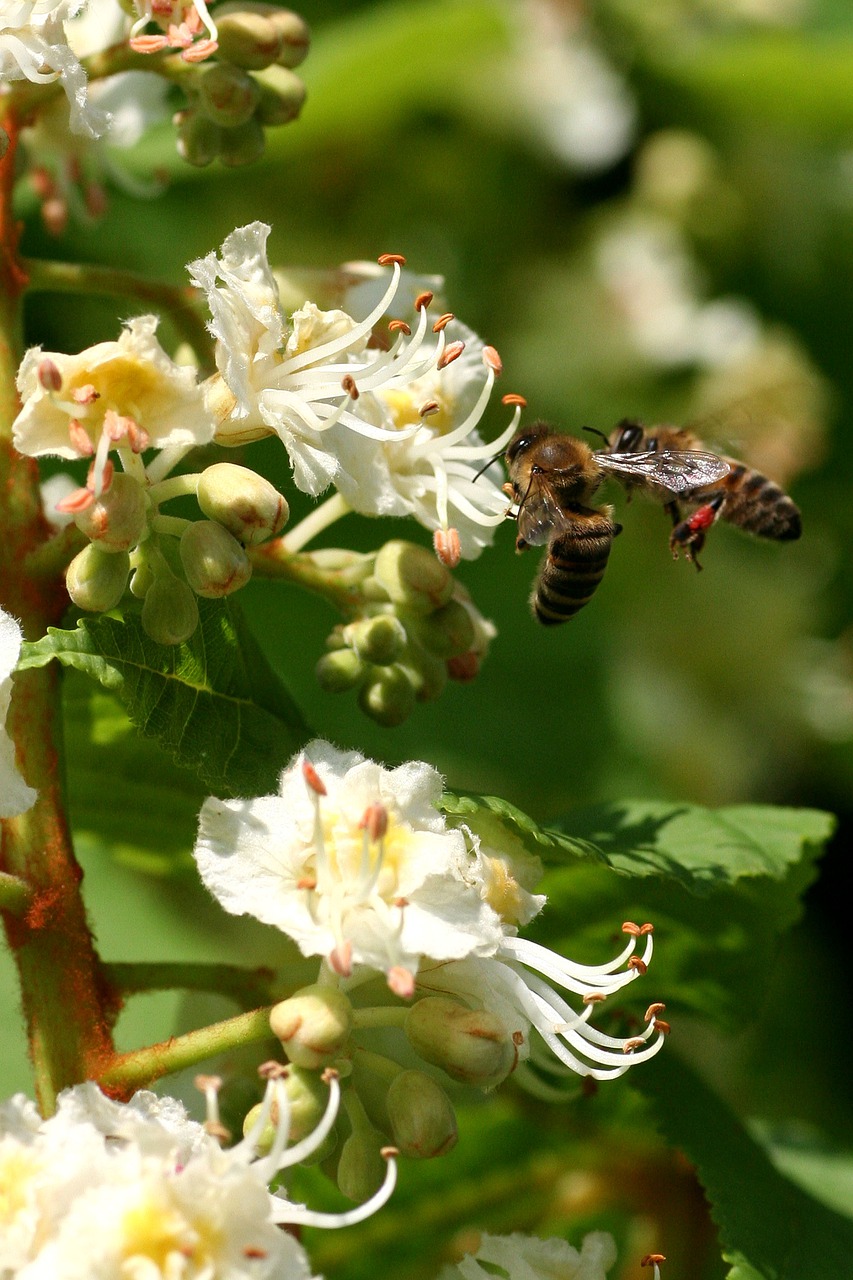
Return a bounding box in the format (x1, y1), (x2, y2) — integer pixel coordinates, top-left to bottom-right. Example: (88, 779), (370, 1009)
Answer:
(515, 486), (574, 546)
(597, 449), (730, 495)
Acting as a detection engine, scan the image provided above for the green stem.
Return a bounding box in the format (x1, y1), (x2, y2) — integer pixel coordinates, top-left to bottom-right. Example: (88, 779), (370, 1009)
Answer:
(352, 1006), (408, 1031)
(151, 513), (192, 538)
(0, 871), (33, 917)
(23, 259), (212, 370)
(99, 1006), (276, 1091)
(104, 961), (279, 1007)
(282, 493), (351, 553)
(248, 543), (373, 614)
(147, 473), (202, 505)
(351, 1047), (402, 1084)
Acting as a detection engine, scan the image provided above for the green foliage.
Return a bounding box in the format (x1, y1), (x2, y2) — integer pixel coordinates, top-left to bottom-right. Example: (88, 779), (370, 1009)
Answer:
(18, 600), (310, 796)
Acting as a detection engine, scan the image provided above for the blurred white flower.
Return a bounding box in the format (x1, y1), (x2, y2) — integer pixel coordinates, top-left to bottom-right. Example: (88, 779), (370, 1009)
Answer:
(437, 1229), (618, 1280)
(0, 0), (108, 137)
(191, 223), (515, 559)
(0, 608), (37, 819)
(2, 1074), (393, 1278)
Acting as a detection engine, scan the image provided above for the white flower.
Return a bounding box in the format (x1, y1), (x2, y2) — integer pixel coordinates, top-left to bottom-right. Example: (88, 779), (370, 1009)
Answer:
(13, 316), (213, 498)
(2, 1074), (395, 1279)
(0, 608), (37, 818)
(194, 739), (506, 992)
(190, 224), (517, 558)
(0, 0), (108, 137)
(437, 1230), (618, 1280)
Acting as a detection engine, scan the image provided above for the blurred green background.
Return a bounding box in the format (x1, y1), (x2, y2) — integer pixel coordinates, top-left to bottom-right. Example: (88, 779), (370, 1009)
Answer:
(7, 0), (853, 1274)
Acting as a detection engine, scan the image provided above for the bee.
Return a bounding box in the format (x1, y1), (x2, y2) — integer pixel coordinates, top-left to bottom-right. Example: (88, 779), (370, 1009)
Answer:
(604, 419), (802, 567)
(504, 420), (733, 625)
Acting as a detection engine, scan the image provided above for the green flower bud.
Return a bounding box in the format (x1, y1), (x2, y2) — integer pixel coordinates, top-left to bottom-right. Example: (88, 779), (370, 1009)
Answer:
(316, 648), (365, 693)
(270, 984), (353, 1069)
(358, 665), (416, 728)
(215, 10), (281, 69)
(196, 62), (261, 127)
(180, 521), (251, 598)
(373, 541), (453, 615)
(242, 1101), (275, 1155)
(74, 473), (148, 553)
(253, 65), (307, 126)
(197, 462), (288, 545)
(386, 1070), (457, 1158)
(347, 615), (406, 666)
(129, 556), (155, 599)
(337, 1128), (385, 1203)
(174, 109), (221, 167)
(395, 645), (447, 702)
(408, 599), (475, 660)
(219, 117), (266, 167)
(66, 544), (130, 612)
(270, 9), (310, 67)
(141, 573), (200, 645)
(277, 1065), (330, 1142)
(404, 997), (517, 1088)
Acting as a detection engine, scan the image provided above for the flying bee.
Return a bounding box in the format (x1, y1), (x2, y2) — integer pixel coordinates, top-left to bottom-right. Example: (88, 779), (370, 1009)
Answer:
(602, 419), (802, 567)
(504, 420), (730, 625)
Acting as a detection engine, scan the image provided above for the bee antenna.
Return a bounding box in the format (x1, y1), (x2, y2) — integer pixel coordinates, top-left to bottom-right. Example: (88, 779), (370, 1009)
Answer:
(582, 425), (610, 446)
(472, 449), (504, 483)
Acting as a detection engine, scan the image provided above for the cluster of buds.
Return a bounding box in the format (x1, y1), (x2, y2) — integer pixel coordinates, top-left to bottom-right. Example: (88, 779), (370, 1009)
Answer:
(66, 459), (288, 644)
(316, 540), (496, 727)
(172, 4), (309, 167)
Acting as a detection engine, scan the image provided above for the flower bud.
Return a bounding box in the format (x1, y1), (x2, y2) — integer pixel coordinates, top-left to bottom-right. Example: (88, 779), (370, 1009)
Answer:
(174, 109), (221, 167)
(386, 1070), (457, 1159)
(141, 573), (200, 645)
(270, 984), (353, 1069)
(336, 1128), (385, 1203)
(196, 462), (288, 545)
(253, 65), (307, 126)
(407, 599), (475, 660)
(215, 10), (281, 68)
(129, 556), (155, 599)
(396, 646), (447, 702)
(270, 9), (310, 66)
(219, 118), (266, 168)
(242, 1101), (275, 1154)
(372, 541), (453, 615)
(404, 997), (517, 1088)
(74, 472), (148, 553)
(358, 665), (416, 727)
(316, 648), (365, 693)
(180, 521), (251, 597)
(347, 615), (406, 666)
(66, 544), (130, 612)
(276, 1065), (329, 1142)
(196, 62), (261, 127)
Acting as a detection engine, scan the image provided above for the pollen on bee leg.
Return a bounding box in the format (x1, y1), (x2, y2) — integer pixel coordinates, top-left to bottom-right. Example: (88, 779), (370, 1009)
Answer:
(432, 312), (455, 333)
(433, 526), (461, 568)
(387, 966), (415, 999)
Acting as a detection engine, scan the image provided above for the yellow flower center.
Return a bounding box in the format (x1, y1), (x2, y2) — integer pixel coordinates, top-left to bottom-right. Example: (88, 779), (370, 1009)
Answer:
(120, 1193), (220, 1277)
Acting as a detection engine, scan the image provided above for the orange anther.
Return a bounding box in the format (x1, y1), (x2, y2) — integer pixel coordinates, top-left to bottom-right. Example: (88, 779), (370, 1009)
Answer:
(654, 1019), (671, 1035)
(359, 801), (388, 842)
(388, 319), (411, 335)
(483, 345), (502, 374)
(501, 393), (527, 407)
(37, 359), (62, 392)
(302, 759), (327, 795)
(645, 1002), (666, 1021)
(433, 526), (461, 569)
(639, 922), (655, 935)
(437, 340), (465, 369)
(622, 1037), (646, 1053)
(627, 957), (648, 974)
(414, 291), (434, 311)
(432, 312), (455, 332)
(341, 373), (359, 399)
(582, 992), (606, 1004)
(378, 253), (407, 266)
(622, 921), (640, 936)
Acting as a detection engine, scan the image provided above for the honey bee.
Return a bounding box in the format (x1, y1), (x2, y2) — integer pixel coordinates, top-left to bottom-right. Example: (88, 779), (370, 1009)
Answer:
(505, 420), (736, 625)
(603, 419), (802, 566)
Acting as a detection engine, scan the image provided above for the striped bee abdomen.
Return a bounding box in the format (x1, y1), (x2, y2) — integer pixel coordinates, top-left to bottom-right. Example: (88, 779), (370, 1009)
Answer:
(533, 508), (616, 625)
(704, 464), (802, 541)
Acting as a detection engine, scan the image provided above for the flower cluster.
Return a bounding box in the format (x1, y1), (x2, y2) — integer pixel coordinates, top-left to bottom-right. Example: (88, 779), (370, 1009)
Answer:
(191, 223), (519, 560)
(0, 1069), (395, 1279)
(437, 1230), (618, 1280)
(195, 741), (668, 1103)
(0, 0), (108, 138)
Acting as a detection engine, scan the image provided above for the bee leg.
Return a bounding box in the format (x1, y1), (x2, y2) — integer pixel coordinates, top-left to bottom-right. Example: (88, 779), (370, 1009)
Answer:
(663, 499), (682, 528)
(613, 522), (624, 537)
(669, 495), (724, 571)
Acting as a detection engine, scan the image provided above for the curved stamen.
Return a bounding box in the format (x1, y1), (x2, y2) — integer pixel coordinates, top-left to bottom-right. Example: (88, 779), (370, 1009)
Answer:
(409, 366), (494, 458)
(276, 1148), (398, 1228)
(276, 1072), (341, 1170)
(279, 263), (402, 377)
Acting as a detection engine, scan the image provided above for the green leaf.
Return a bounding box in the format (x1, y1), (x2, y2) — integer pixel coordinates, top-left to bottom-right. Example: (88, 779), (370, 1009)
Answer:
(634, 1053), (853, 1280)
(19, 600), (310, 797)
